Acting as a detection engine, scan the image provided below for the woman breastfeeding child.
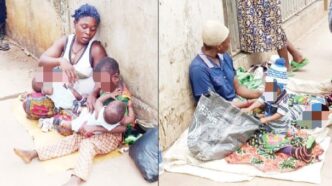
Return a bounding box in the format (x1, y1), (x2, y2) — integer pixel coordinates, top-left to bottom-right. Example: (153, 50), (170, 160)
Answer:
(55, 57), (135, 136)
(14, 57), (135, 186)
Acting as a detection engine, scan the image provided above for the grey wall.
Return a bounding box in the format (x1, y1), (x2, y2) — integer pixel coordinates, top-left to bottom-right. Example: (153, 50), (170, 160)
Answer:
(159, 0), (225, 149)
(7, 0), (158, 122)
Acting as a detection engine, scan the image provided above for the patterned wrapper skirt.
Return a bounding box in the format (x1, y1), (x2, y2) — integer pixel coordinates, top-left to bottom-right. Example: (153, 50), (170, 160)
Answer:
(237, 0), (287, 53)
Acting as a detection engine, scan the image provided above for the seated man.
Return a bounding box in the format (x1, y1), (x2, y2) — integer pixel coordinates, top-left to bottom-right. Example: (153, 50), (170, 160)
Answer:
(189, 20), (261, 107)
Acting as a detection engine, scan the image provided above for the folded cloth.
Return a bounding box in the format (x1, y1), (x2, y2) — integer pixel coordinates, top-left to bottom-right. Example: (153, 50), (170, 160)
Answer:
(287, 78), (332, 96)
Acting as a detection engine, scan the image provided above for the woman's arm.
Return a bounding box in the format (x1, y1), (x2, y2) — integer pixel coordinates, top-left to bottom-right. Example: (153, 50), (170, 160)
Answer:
(120, 100), (135, 126)
(79, 124), (126, 137)
(38, 36), (66, 68)
(91, 41), (107, 67)
(38, 36), (77, 83)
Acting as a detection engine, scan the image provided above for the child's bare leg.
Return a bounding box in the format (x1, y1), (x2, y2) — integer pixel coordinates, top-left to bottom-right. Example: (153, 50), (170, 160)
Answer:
(62, 175), (84, 186)
(65, 83), (83, 101)
(286, 41), (304, 63)
(71, 89), (83, 101)
(13, 148), (38, 163)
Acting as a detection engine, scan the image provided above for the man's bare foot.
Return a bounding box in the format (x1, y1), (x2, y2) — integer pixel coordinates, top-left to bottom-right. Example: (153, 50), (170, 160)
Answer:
(13, 148), (38, 163)
(62, 175), (84, 186)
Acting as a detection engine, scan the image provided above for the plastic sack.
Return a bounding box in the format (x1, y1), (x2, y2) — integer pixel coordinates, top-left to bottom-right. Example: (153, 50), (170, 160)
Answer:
(129, 128), (158, 182)
(187, 91), (260, 161)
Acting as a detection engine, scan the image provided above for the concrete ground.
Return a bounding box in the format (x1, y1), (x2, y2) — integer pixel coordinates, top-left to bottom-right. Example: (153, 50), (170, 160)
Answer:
(0, 41), (156, 186)
(159, 13), (332, 186)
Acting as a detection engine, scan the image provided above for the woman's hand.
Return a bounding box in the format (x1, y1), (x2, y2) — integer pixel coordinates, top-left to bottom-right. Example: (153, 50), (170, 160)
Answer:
(59, 58), (77, 84)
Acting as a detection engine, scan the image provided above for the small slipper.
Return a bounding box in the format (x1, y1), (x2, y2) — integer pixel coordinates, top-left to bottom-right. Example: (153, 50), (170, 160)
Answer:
(0, 42), (10, 51)
(291, 58), (309, 72)
(306, 136), (316, 150)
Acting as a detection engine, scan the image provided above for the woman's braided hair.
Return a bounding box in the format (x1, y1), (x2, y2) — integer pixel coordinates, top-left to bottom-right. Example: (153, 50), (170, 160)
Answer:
(72, 4), (100, 25)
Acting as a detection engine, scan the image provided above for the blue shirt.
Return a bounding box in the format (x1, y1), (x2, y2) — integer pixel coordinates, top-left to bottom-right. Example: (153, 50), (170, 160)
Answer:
(189, 52), (236, 102)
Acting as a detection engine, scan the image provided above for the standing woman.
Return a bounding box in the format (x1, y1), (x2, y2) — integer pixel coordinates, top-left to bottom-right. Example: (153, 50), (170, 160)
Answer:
(0, 0), (9, 50)
(237, 0), (309, 71)
(37, 3), (107, 96)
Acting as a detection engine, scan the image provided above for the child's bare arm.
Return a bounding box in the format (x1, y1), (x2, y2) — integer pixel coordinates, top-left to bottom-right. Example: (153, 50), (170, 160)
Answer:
(260, 113), (283, 124)
(87, 84), (101, 112)
(94, 90), (122, 118)
(120, 100), (135, 126)
(96, 89), (122, 103)
(79, 124), (126, 136)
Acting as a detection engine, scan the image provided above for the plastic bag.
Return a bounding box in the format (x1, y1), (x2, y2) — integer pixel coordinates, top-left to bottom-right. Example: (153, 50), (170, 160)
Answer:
(129, 128), (158, 182)
(187, 91), (260, 161)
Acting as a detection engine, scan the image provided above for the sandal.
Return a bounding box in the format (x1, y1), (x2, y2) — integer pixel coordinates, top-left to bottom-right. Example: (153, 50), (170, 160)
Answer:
(306, 136), (316, 151)
(0, 42), (10, 51)
(291, 58), (309, 72)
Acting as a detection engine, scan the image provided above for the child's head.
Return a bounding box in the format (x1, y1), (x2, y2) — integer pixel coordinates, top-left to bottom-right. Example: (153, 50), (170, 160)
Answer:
(104, 100), (126, 124)
(56, 124), (73, 136)
(263, 79), (281, 102)
(32, 77), (43, 93)
(93, 57), (120, 92)
(55, 119), (73, 136)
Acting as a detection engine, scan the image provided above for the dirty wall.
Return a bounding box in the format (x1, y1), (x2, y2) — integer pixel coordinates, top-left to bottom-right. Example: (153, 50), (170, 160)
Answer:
(159, 0), (224, 149)
(6, 0), (158, 122)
